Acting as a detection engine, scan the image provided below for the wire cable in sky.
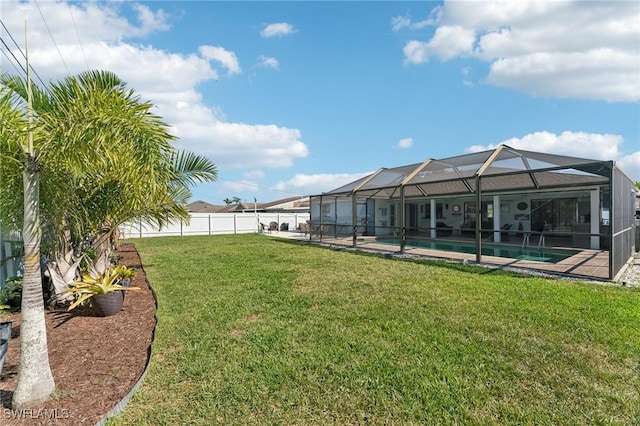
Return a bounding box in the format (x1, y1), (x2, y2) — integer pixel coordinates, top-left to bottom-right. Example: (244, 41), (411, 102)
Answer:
(0, 47), (23, 76)
(0, 19), (25, 59)
(67, 2), (89, 70)
(34, 0), (70, 75)
(0, 36), (27, 76)
(0, 19), (47, 87)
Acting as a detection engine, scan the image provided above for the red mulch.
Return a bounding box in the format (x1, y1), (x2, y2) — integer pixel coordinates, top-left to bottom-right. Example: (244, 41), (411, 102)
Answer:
(0, 243), (157, 425)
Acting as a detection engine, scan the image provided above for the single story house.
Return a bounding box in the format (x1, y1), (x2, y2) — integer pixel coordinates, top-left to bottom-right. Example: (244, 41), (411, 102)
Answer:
(188, 196), (309, 214)
(309, 145), (637, 281)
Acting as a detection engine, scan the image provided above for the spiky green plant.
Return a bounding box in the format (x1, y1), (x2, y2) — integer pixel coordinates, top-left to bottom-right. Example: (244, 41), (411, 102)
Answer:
(63, 267), (140, 311)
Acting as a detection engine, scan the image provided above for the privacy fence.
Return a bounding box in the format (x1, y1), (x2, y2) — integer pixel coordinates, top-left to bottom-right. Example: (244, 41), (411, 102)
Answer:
(0, 230), (22, 288)
(119, 212), (310, 239)
(0, 213), (310, 285)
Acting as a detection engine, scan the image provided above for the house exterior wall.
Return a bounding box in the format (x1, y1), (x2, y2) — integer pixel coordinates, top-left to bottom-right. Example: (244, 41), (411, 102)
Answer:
(359, 188), (601, 240)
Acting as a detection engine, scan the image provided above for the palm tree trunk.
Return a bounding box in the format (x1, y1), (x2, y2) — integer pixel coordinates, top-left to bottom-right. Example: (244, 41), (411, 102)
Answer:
(45, 228), (80, 303)
(92, 226), (113, 275)
(12, 154), (55, 409)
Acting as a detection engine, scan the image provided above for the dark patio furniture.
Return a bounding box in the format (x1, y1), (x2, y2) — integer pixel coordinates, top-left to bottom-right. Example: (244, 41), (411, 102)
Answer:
(435, 221), (453, 237)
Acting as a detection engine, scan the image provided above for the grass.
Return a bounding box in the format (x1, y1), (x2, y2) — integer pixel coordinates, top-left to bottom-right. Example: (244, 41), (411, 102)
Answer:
(110, 234), (640, 425)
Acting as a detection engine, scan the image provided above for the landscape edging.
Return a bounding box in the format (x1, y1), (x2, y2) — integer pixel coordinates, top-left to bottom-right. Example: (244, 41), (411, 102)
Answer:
(95, 249), (159, 426)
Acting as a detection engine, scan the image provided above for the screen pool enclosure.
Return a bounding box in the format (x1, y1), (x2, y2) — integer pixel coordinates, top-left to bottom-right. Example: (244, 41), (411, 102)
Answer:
(309, 145), (637, 281)
(374, 237), (580, 264)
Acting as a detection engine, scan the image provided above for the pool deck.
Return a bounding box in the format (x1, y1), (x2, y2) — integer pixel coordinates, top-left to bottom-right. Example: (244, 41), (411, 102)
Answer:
(272, 231), (612, 281)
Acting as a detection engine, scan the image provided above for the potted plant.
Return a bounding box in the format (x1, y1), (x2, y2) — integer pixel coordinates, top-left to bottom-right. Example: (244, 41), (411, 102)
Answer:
(115, 265), (136, 287)
(63, 267), (140, 317)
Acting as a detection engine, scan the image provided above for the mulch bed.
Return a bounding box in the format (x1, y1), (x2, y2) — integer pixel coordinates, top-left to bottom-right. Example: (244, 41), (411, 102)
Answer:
(0, 243), (157, 425)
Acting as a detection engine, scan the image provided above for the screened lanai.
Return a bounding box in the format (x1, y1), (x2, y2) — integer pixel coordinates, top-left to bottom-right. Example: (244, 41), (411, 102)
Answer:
(309, 145), (637, 281)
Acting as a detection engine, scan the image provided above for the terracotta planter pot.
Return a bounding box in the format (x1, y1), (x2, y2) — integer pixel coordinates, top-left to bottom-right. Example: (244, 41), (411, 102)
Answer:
(92, 291), (124, 317)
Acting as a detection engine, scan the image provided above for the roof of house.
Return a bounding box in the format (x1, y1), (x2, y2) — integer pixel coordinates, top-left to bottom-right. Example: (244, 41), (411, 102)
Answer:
(260, 196), (310, 211)
(186, 200), (217, 212)
(320, 144), (616, 198)
(187, 196), (309, 213)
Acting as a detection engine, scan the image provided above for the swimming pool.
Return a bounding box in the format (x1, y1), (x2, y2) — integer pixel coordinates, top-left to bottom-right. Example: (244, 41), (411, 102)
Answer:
(373, 237), (580, 264)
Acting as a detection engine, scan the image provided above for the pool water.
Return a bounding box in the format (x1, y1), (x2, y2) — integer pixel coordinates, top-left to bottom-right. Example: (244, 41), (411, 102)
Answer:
(374, 237), (579, 264)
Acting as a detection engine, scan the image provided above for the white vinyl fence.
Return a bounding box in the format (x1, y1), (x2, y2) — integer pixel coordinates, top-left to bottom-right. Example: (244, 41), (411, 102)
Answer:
(0, 231), (22, 288)
(119, 212), (310, 239)
(0, 213), (310, 284)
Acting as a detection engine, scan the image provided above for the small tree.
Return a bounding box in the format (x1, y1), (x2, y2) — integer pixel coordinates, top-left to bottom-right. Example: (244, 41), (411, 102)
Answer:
(0, 69), (55, 408)
(0, 70), (217, 408)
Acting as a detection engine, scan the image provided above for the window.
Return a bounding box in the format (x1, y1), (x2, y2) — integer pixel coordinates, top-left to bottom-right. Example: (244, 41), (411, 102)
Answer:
(464, 202), (493, 226)
(390, 204), (396, 227)
(424, 202), (443, 219)
(464, 202), (476, 225)
(321, 203), (331, 218)
(531, 198), (578, 232)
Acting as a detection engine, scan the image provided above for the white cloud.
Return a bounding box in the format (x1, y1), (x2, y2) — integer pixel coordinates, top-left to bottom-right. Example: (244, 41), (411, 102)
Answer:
(400, 0), (640, 102)
(403, 40), (431, 65)
(6, 0), (169, 47)
(257, 55), (279, 69)
(618, 152), (640, 182)
(274, 172), (372, 196)
(466, 131), (640, 181)
(172, 120), (308, 168)
(404, 26), (475, 64)
(198, 46), (241, 75)
(244, 170), (266, 179)
(462, 67), (473, 87)
(391, 13), (436, 32)
(397, 137), (414, 149)
(1, 1), (308, 171)
(391, 15), (412, 32)
(130, 3), (171, 36)
(221, 179), (259, 195)
(261, 22), (296, 38)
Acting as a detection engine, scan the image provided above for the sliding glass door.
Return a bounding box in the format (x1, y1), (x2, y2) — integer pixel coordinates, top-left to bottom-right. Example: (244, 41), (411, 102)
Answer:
(531, 198), (578, 233)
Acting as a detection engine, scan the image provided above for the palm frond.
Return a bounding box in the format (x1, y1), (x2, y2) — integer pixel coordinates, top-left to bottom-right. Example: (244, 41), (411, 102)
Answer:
(170, 150), (218, 187)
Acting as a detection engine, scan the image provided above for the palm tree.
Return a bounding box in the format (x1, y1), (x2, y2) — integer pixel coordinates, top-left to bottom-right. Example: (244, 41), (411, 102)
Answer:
(89, 149), (217, 273)
(3, 70), (217, 275)
(0, 70), (217, 408)
(223, 198), (233, 205)
(0, 74), (55, 408)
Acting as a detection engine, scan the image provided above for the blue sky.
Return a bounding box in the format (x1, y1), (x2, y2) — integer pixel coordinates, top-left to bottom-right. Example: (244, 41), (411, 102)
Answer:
(2, 1), (639, 204)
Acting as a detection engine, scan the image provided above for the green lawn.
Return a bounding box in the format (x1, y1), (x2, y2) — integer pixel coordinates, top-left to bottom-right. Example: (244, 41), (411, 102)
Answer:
(111, 234), (640, 425)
